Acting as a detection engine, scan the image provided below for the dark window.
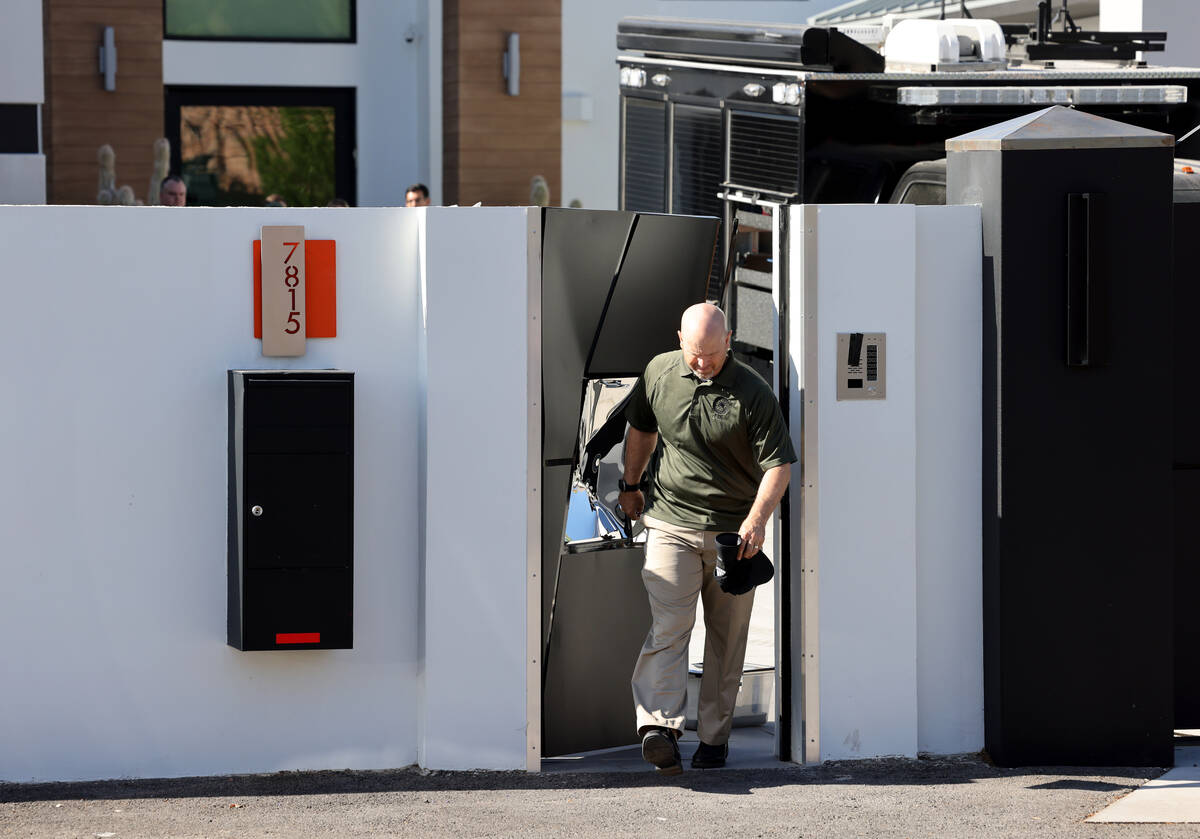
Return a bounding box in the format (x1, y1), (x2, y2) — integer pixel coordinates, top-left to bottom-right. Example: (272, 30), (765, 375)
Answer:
(165, 0), (354, 42)
(165, 86), (356, 207)
(805, 157), (891, 203)
(897, 180), (946, 206)
(0, 105), (39, 154)
(622, 97), (667, 213)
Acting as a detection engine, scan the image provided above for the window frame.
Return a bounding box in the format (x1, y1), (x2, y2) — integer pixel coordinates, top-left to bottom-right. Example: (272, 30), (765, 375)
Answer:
(162, 0), (357, 44)
(164, 85), (357, 207)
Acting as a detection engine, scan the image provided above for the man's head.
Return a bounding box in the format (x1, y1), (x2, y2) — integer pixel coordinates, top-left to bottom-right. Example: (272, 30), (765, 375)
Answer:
(159, 175), (186, 207)
(678, 303), (731, 380)
(405, 183), (431, 207)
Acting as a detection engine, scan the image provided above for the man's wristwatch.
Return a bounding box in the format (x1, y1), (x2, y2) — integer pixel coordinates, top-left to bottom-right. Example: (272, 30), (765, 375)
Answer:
(618, 476), (648, 493)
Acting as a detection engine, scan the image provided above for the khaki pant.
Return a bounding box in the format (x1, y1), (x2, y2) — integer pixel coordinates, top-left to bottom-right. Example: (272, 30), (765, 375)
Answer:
(631, 515), (756, 746)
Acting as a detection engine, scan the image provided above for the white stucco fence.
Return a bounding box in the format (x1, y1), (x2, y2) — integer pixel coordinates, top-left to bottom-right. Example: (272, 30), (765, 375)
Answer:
(0, 205), (533, 782)
(0, 203), (982, 782)
(788, 204), (984, 762)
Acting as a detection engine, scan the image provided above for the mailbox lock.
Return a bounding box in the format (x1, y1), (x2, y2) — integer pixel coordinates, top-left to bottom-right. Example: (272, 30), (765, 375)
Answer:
(251, 505), (264, 517)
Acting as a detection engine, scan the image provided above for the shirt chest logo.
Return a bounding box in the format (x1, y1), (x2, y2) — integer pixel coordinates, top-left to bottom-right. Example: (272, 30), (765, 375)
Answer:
(713, 396), (732, 418)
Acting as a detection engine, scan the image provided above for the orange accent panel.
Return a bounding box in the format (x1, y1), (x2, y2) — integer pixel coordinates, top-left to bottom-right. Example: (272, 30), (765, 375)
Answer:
(276, 632), (321, 645)
(253, 240), (337, 338)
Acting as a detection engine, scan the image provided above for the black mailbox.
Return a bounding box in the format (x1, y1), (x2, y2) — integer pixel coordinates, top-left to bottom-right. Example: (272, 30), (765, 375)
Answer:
(227, 370), (354, 650)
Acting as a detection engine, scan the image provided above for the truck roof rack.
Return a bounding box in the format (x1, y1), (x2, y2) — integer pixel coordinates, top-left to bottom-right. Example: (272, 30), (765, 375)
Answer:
(617, 17), (885, 73)
(1024, 0), (1165, 62)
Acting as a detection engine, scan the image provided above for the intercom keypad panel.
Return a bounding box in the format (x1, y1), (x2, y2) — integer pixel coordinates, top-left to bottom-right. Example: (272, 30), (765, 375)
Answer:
(836, 332), (886, 401)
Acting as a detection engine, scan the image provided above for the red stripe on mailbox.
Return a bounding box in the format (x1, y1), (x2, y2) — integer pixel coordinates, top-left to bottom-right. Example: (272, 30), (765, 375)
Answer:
(276, 632), (321, 645)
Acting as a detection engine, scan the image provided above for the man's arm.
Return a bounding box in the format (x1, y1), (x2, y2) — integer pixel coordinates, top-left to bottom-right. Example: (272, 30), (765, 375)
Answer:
(738, 464), (791, 559)
(617, 427), (658, 520)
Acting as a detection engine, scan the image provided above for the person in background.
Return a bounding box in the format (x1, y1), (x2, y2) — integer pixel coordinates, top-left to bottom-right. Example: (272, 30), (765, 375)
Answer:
(326, 198), (349, 207)
(265, 194), (288, 207)
(159, 175), (186, 207)
(405, 183), (431, 207)
(620, 303), (795, 776)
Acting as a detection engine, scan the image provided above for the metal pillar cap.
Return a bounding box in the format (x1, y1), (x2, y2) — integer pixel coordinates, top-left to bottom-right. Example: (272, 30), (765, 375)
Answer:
(945, 105), (1174, 152)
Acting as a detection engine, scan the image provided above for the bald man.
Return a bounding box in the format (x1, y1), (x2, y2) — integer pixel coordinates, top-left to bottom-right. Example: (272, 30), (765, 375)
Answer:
(620, 303), (796, 775)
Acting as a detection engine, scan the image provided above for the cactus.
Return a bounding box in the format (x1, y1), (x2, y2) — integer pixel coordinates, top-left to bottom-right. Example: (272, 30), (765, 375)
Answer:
(530, 174), (550, 207)
(97, 138), (171, 205)
(147, 138), (170, 206)
(96, 144), (120, 204)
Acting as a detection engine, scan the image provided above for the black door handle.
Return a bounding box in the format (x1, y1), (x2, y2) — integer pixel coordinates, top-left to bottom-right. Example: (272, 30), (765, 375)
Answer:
(1066, 192), (1107, 367)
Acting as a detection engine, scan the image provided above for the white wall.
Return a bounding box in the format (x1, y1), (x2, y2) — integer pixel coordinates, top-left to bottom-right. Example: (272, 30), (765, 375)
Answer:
(163, 0), (441, 207)
(0, 204), (542, 782)
(788, 204), (983, 762)
(914, 207), (984, 755)
(0, 199), (985, 780)
(1101, 0), (1200, 66)
(561, 0), (846, 210)
(0, 0), (46, 204)
(418, 207), (539, 770)
(0, 155), (46, 204)
(0, 0), (44, 103)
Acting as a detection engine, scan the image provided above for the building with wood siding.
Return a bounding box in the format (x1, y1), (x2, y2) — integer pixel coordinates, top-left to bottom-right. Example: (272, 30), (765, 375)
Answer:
(2, 0), (561, 208)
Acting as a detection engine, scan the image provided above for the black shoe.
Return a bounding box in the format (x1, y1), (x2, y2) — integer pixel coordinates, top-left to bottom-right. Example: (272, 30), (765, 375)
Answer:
(691, 741), (728, 769)
(641, 728), (682, 776)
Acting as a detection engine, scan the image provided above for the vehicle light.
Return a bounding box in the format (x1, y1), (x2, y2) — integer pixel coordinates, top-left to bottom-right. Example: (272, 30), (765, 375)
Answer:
(620, 67), (630, 86)
(896, 85), (1188, 106)
(651, 73), (670, 87)
(770, 82), (801, 105)
(621, 67), (646, 88)
(743, 82), (766, 98)
(1184, 166), (1195, 174)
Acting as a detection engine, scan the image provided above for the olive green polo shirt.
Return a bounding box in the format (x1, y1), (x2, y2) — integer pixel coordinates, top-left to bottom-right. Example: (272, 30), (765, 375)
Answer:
(625, 350), (797, 532)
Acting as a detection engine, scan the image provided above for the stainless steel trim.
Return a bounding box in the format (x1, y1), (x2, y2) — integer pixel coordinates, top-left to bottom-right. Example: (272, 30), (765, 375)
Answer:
(526, 209), (543, 772)
(798, 204), (821, 764)
(719, 191), (795, 207)
(896, 84), (1187, 108)
(949, 135), (1173, 150)
(564, 536), (642, 554)
(619, 97), (627, 210)
(666, 101), (675, 213)
(234, 379), (245, 634)
(618, 53), (1200, 81)
(771, 202), (787, 763)
(619, 53), (807, 79)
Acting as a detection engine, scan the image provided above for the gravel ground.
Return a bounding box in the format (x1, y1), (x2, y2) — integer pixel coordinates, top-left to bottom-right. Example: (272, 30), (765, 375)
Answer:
(0, 755), (1189, 839)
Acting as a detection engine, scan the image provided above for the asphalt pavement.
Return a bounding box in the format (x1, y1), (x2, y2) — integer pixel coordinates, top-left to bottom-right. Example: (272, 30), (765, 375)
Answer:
(1, 755), (1191, 838)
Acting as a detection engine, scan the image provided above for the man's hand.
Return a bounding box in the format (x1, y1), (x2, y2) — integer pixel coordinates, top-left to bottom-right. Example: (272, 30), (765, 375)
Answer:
(737, 464), (791, 559)
(737, 516), (766, 559)
(618, 488), (645, 520)
(620, 427), (658, 523)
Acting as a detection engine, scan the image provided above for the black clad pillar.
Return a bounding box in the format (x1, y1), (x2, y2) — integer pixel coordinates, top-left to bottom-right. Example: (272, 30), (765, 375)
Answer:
(947, 106), (1174, 766)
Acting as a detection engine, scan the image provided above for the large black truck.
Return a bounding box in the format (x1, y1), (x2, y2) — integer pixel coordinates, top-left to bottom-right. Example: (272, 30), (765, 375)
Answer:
(616, 13), (1200, 367)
